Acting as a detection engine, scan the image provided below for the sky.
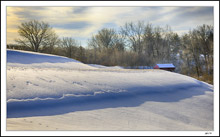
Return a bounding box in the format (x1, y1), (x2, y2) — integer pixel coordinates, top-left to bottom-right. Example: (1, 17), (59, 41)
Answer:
(7, 6), (214, 47)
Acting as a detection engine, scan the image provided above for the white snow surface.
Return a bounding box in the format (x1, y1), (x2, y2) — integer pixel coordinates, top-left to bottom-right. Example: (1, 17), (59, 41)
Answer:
(6, 49), (213, 131)
(88, 64), (124, 69)
(7, 49), (95, 69)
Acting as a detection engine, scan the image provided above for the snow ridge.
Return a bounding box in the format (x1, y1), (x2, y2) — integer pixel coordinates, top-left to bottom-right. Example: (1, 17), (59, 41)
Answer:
(7, 49), (96, 69)
(6, 49), (214, 131)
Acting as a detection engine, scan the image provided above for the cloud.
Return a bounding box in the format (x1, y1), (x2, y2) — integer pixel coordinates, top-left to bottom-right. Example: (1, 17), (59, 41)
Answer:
(6, 6), (214, 47)
(52, 22), (91, 30)
(144, 7), (214, 34)
(73, 7), (90, 14)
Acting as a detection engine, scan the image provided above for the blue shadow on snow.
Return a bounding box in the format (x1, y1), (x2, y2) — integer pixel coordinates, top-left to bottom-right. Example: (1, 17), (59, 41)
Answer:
(7, 81), (213, 118)
(7, 50), (79, 64)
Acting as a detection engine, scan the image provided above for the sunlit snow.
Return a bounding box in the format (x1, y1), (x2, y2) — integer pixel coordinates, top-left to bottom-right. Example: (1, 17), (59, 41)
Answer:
(7, 49), (213, 131)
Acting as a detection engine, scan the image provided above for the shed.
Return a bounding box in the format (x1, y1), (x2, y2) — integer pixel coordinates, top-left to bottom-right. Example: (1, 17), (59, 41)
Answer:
(153, 63), (175, 72)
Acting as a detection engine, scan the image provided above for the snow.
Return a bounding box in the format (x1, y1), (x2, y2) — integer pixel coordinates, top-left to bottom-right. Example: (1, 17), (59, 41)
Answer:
(88, 64), (124, 69)
(7, 49), (95, 69)
(6, 49), (213, 131)
(156, 63), (175, 68)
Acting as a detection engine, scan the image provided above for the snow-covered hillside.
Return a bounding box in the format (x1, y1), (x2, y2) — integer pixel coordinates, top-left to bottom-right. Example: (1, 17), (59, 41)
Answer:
(7, 49), (95, 69)
(6, 49), (213, 131)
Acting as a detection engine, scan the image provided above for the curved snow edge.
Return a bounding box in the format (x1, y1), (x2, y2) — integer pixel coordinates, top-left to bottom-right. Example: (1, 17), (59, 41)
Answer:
(7, 82), (213, 110)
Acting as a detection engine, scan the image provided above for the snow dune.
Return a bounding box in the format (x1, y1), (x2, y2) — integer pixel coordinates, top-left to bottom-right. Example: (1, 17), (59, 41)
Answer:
(7, 49), (95, 69)
(6, 49), (213, 130)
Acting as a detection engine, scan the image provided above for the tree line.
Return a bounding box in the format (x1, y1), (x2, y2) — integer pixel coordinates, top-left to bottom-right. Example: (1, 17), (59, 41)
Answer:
(7, 20), (213, 84)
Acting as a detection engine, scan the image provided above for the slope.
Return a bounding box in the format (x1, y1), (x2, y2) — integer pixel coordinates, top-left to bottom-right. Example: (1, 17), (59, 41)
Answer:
(6, 49), (213, 131)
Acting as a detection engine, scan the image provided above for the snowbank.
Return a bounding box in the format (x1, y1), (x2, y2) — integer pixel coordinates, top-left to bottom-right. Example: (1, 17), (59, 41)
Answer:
(7, 61), (213, 119)
(6, 49), (213, 130)
(7, 49), (95, 69)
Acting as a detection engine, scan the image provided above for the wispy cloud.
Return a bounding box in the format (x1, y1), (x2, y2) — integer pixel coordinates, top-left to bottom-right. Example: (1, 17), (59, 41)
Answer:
(7, 6), (214, 46)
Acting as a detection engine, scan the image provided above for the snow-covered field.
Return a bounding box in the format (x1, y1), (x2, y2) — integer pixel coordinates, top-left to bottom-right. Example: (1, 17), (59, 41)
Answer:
(6, 49), (213, 131)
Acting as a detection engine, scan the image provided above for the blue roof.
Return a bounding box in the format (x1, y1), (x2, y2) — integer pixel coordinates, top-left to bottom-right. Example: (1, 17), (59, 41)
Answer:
(156, 64), (175, 68)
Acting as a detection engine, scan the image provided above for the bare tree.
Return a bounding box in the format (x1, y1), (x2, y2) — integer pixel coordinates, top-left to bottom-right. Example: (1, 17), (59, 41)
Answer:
(60, 37), (79, 58)
(41, 30), (60, 54)
(77, 46), (86, 62)
(120, 21), (145, 54)
(195, 25), (213, 74)
(180, 34), (192, 75)
(87, 28), (126, 66)
(15, 20), (56, 52)
(92, 28), (119, 50)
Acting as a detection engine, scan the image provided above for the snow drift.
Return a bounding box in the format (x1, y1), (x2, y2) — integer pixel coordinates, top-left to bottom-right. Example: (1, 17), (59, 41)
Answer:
(6, 49), (213, 130)
(7, 49), (95, 69)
